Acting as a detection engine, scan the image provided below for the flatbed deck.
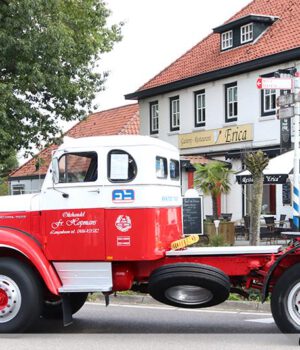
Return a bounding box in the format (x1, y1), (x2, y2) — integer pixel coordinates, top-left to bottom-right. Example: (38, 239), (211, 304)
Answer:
(166, 245), (282, 256)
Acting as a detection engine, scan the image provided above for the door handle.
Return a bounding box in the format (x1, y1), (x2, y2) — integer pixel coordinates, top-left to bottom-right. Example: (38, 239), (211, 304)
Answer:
(88, 189), (100, 194)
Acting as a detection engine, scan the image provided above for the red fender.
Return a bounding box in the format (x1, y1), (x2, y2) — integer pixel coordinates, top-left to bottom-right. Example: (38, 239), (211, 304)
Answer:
(0, 228), (61, 295)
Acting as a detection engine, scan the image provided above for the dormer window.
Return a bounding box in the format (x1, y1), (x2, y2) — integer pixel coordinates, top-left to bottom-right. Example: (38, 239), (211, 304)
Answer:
(241, 23), (253, 44)
(221, 30), (233, 50)
(213, 15), (278, 51)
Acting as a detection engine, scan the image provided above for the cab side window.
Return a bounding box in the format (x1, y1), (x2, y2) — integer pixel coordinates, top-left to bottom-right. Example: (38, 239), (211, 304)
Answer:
(108, 150), (137, 182)
(156, 156), (168, 179)
(58, 152), (98, 183)
(170, 159), (180, 180)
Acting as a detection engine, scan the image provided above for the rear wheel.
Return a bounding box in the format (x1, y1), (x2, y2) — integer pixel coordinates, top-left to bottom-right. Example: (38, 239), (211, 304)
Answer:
(271, 263), (300, 333)
(0, 258), (42, 333)
(148, 263), (230, 308)
(42, 292), (88, 319)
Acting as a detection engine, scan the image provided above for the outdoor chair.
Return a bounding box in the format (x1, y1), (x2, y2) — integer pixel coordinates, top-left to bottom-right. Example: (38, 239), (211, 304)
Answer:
(275, 214), (290, 245)
(205, 215), (214, 222)
(263, 216), (277, 244)
(235, 222), (244, 240)
(220, 213), (232, 221)
(276, 214), (286, 227)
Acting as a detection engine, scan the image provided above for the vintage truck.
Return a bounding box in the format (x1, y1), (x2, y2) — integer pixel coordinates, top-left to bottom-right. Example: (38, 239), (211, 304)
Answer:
(0, 135), (300, 333)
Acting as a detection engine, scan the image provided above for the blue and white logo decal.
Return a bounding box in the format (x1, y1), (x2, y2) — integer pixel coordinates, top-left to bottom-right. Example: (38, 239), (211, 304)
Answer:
(112, 189), (135, 203)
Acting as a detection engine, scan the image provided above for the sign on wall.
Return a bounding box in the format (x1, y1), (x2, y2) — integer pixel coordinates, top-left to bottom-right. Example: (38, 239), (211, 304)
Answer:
(179, 124), (253, 149)
(256, 77), (293, 90)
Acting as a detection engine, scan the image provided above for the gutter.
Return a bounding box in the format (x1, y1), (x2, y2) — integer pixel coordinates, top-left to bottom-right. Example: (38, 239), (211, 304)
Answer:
(125, 47), (300, 100)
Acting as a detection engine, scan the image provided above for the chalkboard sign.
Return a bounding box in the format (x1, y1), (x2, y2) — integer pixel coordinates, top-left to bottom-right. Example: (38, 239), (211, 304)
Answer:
(182, 197), (203, 235)
(282, 182), (291, 205)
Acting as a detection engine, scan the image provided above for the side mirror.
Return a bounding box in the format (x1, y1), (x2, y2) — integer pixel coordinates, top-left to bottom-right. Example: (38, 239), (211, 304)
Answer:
(52, 157), (59, 184)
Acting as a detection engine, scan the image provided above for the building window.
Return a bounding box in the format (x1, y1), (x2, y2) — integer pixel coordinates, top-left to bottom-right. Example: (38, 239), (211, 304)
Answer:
(149, 101), (159, 135)
(262, 89), (276, 115)
(12, 184), (25, 195)
(170, 96), (180, 131)
(260, 72), (277, 117)
(194, 90), (206, 127)
(241, 23), (253, 44)
(225, 82), (238, 122)
(221, 30), (233, 50)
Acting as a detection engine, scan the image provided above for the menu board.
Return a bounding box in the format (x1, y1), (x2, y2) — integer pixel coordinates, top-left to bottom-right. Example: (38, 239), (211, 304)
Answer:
(282, 182), (291, 205)
(182, 197), (203, 235)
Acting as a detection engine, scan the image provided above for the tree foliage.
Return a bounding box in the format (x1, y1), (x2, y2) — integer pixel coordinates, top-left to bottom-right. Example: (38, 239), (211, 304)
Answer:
(0, 0), (122, 162)
(194, 161), (232, 219)
(0, 151), (18, 196)
(244, 150), (269, 245)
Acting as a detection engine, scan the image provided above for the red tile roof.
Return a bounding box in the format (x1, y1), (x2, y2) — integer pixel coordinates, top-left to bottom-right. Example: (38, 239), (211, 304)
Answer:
(137, 0), (300, 92)
(67, 103), (139, 138)
(10, 104), (139, 178)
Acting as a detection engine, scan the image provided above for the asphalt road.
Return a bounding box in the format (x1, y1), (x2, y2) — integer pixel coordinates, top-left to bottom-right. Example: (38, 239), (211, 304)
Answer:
(35, 302), (279, 333)
(1, 302), (299, 349)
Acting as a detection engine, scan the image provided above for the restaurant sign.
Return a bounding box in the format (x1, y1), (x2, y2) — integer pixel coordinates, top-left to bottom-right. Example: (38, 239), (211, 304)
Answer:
(179, 124), (253, 149)
(236, 174), (289, 185)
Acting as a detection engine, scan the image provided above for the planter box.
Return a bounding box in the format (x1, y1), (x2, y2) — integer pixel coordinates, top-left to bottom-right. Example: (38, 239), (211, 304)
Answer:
(204, 221), (235, 246)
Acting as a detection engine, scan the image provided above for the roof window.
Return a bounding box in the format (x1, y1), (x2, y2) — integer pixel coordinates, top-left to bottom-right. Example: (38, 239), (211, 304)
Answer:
(213, 14), (278, 51)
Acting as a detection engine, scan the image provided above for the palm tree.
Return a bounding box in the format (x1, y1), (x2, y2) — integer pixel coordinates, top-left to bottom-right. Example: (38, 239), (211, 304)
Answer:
(244, 150), (269, 245)
(194, 161), (232, 219)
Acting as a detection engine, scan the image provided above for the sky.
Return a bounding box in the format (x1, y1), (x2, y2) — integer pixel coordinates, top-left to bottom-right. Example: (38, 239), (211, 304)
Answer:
(20, 0), (252, 164)
(93, 0), (251, 112)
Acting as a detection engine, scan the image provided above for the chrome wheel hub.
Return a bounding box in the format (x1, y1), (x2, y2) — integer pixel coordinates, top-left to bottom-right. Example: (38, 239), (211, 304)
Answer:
(0, 275), (21, 323)
(165, 285), (213, 305)
(287, 282), (300, 326)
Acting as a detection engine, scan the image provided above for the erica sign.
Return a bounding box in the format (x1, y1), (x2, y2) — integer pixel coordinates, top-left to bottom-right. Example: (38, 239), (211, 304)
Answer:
(179, 124), (253, 149)
(236, 174), (288, 185)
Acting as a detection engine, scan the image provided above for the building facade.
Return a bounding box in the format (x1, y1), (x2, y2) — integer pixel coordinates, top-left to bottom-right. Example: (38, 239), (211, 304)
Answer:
(126, 0), (300, 221)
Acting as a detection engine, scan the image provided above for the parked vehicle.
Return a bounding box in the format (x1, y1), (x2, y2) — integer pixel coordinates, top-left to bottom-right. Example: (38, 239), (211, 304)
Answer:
(0, 135), (300, 333)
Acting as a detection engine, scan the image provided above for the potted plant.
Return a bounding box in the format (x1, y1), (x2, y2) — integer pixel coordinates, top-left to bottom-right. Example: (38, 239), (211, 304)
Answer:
(194, 161), (234, 245)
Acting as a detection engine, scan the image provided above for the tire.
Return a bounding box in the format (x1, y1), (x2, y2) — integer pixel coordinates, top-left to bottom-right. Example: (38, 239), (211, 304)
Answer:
(0, 258), (42, 333)
(42, 292), (88, 319)
(148, 263), (230, 308)
(271, 263), (300, 333)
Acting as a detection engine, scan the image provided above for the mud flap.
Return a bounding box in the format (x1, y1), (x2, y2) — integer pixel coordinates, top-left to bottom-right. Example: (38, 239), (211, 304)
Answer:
(61, 294), (73, 327)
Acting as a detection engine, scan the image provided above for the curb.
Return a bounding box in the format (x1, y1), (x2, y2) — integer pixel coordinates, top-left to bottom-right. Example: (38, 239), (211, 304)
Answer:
(90, 294), (271, 313)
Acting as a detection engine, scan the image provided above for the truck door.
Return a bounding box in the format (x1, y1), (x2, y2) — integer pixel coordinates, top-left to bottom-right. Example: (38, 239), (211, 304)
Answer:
(40, 150), (105, 261)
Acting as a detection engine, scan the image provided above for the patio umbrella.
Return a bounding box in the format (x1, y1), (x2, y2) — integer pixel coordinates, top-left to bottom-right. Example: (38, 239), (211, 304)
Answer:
(236, 150), (294, 184)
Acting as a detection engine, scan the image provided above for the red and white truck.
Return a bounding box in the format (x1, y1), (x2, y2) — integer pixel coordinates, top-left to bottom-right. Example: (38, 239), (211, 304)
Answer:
(0, 135), (300, 333)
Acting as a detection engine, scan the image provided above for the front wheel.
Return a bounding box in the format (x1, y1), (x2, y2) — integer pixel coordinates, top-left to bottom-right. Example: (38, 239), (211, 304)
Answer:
(271, 263), (300, 333)
(0, 258), (42, 333)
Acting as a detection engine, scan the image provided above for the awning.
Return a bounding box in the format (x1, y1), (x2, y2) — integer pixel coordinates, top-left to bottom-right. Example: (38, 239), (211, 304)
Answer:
(236, 150), (294, 184)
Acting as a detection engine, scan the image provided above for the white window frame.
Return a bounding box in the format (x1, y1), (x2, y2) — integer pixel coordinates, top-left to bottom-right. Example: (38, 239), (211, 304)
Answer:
(170, 96), (180, 131)
(241, 23), (253, 44)
(263, 89), (276, 114)
(12, 184), (25, 195)
(150, 101), (159, 134)
(221, 30), (233, 50)
(225, 83), (238, 122)
(195, 90), (206, 126)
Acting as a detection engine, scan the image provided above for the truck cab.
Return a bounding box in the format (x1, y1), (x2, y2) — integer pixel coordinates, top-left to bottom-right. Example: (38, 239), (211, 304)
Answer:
(40, 135), (182, 262)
